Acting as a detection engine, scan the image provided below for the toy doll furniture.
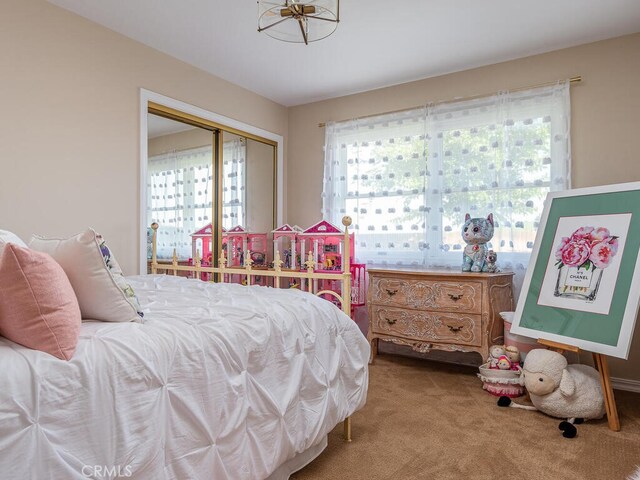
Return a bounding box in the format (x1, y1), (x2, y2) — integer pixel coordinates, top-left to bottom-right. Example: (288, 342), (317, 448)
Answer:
(298, 220), (354, 272)
(297, 220), (365, 318)
(190, 224), (229, 281)
(191, 223), (215, 267)
(222, 225), (268, 267)
(224, 225), (249, 267)
(272, 223), (303, 270)
(221, 225), (269, 285)
(350, 262), (367, 317)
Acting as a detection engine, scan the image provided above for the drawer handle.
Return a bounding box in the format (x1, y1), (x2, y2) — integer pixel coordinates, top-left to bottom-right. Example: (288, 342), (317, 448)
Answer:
(386, 289), (398, 297)
(447, 325), (463, 333)
(386, 318), (397, 325)
(448, 293), (463, 301)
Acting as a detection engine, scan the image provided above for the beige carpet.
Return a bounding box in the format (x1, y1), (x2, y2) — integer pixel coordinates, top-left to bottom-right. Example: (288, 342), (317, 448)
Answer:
(292, 355), (640, 480)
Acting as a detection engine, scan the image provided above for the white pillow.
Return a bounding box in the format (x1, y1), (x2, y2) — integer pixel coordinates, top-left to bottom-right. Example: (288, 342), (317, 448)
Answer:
(0, 229), (28, 252)
(30, 229), (143, 323)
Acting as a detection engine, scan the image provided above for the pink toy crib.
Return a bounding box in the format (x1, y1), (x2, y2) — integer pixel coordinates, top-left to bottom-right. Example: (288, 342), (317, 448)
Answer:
(350, 263), (366, 319)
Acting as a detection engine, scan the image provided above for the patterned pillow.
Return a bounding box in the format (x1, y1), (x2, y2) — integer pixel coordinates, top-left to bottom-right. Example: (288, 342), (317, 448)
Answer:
(30, 229), (143, 323)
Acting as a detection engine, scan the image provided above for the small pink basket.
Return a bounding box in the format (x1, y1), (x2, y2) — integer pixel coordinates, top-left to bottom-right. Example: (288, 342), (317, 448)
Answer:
(477, 363), (524, 398)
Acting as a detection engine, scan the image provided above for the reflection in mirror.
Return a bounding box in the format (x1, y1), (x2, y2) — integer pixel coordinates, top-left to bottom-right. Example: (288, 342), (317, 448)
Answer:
(221, 133), (246, 230)
(146, 113), (214, 261)
(146, 112), (277, 267)
(243, 138), (275, 233)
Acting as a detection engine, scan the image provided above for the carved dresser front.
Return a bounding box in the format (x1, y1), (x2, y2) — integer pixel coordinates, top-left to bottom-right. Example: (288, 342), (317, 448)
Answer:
(367, 268), (514, 364)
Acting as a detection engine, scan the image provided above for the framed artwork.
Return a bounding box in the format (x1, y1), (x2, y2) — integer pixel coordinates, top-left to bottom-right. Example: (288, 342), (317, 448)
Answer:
(511, 182), (640, 359)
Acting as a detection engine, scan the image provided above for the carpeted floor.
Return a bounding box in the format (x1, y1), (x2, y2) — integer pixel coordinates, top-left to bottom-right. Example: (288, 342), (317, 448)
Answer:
(292, 355), (640, 480)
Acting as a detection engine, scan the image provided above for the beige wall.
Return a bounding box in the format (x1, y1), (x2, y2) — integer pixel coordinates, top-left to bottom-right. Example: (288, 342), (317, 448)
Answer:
(246, 139), (276, 233)
(148, 125), (212, 157)
(0, 0), (287, 276)
(287, 33), (640, 381)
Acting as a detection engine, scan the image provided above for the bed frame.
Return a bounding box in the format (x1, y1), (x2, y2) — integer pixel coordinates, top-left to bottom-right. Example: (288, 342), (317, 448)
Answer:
(150, 216), (355, 442)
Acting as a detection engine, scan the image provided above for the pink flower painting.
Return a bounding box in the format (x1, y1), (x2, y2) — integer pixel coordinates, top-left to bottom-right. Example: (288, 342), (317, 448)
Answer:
(555, 226), (619, 271)
(589, 237), (619, 269)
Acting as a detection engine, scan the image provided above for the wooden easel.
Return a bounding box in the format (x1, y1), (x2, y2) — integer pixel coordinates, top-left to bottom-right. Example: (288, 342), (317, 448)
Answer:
(537, 338), (620, 431)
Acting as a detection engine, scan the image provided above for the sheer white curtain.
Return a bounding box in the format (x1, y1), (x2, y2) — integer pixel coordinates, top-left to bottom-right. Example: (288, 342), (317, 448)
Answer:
(148, 141), (246, 259)
(147, 146), (213, 259)
(323, 82), (571, 294)
(222, 138), (246, 230)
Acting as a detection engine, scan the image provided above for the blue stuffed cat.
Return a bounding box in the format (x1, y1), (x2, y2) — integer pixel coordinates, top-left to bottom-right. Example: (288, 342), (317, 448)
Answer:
(462, 213), (495, 272)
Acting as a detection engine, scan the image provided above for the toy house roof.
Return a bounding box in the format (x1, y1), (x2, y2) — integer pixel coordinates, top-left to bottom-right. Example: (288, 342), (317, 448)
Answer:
(272, 223), (299, 233)
(192, 224), (212, 236)
(301, 220), (343, 235)
(191, 224), (226, 236)
(227, 225), (246, 233)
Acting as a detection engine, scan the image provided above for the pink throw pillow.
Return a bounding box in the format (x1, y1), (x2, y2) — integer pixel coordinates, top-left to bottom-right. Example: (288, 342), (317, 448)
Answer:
(0, 243), (81, 360)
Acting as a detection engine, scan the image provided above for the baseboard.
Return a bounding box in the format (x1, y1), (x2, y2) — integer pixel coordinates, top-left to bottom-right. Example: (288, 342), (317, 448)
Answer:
(612, 376), (640, 393)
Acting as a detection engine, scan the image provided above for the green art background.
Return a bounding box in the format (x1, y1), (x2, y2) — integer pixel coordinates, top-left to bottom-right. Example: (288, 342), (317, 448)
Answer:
(521, 190), (640, 346)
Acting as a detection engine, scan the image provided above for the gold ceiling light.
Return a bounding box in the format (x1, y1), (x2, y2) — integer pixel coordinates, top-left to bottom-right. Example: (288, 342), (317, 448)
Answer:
(257, 1), (340, 45)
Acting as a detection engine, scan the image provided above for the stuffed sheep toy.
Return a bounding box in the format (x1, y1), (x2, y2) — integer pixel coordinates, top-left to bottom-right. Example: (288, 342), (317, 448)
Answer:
(497, 348), (605, 438)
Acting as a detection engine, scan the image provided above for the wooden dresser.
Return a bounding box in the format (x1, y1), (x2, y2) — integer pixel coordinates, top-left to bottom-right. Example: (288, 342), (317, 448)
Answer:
(367, 268), (514, 364)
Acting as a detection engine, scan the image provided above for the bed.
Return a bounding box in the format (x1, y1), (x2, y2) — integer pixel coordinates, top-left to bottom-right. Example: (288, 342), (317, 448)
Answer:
(0, 218), (370, 479)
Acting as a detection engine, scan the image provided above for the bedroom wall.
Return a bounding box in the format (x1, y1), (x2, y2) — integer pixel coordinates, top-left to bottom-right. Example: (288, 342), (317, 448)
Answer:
(246, 140), (276, 233)
(0, 0), (288, 276)
(148, 127), (212, 157)
(287, 33), (640, 382)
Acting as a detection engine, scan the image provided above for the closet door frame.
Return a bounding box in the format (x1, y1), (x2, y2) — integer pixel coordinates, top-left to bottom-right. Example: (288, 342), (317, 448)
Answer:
(139, 89), (283, 274)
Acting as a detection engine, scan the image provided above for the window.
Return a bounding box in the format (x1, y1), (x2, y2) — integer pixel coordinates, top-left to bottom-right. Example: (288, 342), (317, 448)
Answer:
(147, 140), (246, 259)
(323, 83), (571, 284)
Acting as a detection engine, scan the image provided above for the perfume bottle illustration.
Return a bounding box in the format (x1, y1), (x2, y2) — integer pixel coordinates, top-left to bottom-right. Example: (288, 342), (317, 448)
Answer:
(553, 226), (618, 302)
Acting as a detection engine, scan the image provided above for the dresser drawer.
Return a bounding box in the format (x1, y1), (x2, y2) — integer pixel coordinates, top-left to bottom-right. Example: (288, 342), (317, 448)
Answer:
(370, 306), (482, 347)
(370, 276), (482, 314)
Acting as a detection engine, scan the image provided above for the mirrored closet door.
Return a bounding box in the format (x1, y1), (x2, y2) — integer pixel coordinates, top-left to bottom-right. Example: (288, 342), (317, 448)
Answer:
(145, 104), (277, 270)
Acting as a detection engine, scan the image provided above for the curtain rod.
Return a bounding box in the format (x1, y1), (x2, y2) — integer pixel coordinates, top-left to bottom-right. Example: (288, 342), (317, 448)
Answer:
(317, 75), (582, 128)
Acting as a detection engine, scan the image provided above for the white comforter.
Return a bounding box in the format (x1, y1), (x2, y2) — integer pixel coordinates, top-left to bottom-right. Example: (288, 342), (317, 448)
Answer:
(0, 275), (369, 479)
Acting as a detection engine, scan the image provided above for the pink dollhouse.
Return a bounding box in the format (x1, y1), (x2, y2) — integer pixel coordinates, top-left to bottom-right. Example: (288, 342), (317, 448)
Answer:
(189, 223), (268, 270)
(297, 220), (365, 318)
(189, 219), (365, 318)
(190, 223), (226, 267)
(223, 225), (268, 267)
(272, 224), (303, 269)
(190, 223), (228, 281)
(298, 220), (354, 271)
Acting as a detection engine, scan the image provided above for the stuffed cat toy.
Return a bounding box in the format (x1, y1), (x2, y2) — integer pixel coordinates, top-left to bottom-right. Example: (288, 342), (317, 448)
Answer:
(485, 250), (499, 273)
(462, 213), (495, 272)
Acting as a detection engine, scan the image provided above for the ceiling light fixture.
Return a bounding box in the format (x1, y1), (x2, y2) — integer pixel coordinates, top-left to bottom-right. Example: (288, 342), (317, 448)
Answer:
(257, 1), (340, 45)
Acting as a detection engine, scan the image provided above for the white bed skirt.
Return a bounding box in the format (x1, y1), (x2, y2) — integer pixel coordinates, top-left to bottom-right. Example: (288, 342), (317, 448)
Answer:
(267, 436), (328, 480)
